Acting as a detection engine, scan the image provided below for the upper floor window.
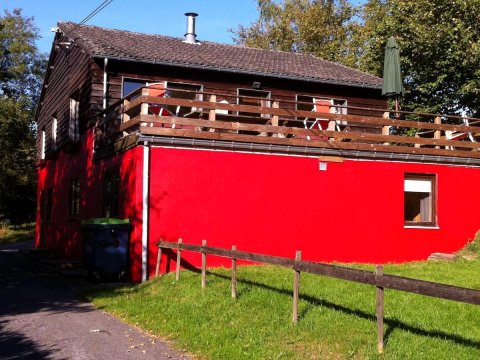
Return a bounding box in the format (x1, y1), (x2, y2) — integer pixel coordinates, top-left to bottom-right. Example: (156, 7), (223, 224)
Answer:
(123, 78), (146, 97)
(122, 78), (203, 116)
(69, 92), (80, 142)
(296, 95), (347, 115)
(296, 95), (347, 131)
(237, 89), (271, 118)
(51, 116), (57, 150)
(40, 127), (46, 160)
(404, 174), (436, 227)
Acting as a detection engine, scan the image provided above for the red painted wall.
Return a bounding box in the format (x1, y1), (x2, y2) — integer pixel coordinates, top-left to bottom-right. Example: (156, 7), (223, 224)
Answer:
(35, 130), (145, 282)
(148, 147), (480, 277)
(37, 138), (480, 282)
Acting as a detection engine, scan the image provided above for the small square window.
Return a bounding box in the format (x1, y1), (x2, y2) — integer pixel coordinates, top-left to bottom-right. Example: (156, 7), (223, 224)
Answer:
(404, 174), (436, 226)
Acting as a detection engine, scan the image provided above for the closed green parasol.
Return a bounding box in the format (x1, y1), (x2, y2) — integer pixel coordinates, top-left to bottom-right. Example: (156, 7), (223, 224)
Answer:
(382, 36), (404, 112)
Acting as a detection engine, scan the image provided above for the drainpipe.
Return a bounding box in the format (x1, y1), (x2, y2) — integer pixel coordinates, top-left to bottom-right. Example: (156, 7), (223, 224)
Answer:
(102, 58), (108, 109)
(141, 141), (150, 282)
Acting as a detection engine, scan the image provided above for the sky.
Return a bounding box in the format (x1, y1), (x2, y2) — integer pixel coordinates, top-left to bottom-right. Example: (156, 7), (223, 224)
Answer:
(1, 0), (260, 54)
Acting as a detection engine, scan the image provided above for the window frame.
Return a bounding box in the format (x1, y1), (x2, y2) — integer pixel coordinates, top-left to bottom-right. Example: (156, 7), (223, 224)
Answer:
(51, 115), (57, 151)
(295, 95), (348, 114)
(237, 88), (271, 118)
(404, 173), (437, 227)
(103, 168), (121, 218)
(69, 92), (80, 142)
(40, 127), (46, 160)
(68, 178), (81, 218)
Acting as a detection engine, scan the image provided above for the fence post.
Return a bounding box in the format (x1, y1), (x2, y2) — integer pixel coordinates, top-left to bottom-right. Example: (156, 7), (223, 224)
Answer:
(176, 238), (182, 281)
(292, 250), (302, 324)
(231, 245), (237, 299)
(201, 240), (207, 289)
(375, 265), (385, 353)
(155, 240), (163, 278)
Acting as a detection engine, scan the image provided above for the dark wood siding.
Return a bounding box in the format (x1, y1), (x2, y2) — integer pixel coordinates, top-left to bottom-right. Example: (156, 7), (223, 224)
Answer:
(104, 61), (386, 117)
(36, 35), (98, 159)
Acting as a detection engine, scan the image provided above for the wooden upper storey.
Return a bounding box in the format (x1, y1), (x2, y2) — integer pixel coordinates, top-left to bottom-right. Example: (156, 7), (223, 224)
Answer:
(36, 22), (480, 166)
(93, 85), (480, 165)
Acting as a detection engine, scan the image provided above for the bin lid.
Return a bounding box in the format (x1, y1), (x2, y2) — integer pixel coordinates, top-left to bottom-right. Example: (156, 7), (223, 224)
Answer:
(82, 218), (130, 225)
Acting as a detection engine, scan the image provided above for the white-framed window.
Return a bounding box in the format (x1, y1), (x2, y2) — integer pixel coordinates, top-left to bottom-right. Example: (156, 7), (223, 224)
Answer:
(237, 88), (271, 118)
(296, 95), (348, 130)
(51, 116), (57, 150)
(40, 127), (46, 160)
(404, 174), (437, 226)
(69, 93), (80, 142)
(121, 78), (203, 116)
(296, 95), (347, 114)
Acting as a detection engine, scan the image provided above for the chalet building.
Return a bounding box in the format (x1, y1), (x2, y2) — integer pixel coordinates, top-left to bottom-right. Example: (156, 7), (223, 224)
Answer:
(36, 15), (480, 282)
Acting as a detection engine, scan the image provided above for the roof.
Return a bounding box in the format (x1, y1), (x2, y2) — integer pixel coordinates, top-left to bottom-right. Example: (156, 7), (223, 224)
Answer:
(57, 22), (382, 89)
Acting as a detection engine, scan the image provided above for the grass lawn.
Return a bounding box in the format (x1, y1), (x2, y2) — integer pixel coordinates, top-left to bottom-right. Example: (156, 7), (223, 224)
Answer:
(0, 222), (35, 244)
(86, 241), (480, 360)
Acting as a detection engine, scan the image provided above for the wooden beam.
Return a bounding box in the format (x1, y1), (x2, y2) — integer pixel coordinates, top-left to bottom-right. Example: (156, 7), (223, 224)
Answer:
(155, 244), (162, 278)
(231, 245), (237, 299)
(375, 265), (384, 353)
(134, 115), (480, 151)
(124, 96), (480, 134)
(140, 125), (480, 159)
(292, 251), (302, 324)
(201, 240), (207, 289)
(157, 241), (480, 304)
(176, 238), (182, 281)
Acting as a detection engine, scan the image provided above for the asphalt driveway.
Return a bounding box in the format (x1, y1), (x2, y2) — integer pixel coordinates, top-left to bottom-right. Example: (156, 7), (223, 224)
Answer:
(0, 241), (191, 360)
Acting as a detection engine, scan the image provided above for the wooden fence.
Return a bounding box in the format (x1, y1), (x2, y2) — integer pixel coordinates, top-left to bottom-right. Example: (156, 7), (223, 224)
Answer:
(156, 239), (480, 353)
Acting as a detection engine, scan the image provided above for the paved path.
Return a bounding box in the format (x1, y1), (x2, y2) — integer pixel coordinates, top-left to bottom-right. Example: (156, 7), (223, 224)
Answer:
(0, 241), (191, 360)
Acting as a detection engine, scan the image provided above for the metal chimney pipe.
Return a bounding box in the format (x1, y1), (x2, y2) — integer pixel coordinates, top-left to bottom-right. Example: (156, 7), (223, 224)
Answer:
(184, 12), (198, 44)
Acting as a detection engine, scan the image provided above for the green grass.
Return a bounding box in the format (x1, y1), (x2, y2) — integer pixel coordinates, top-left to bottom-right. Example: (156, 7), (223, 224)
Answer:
(86, 247), (480, 360)
(0, 222), (35, 244)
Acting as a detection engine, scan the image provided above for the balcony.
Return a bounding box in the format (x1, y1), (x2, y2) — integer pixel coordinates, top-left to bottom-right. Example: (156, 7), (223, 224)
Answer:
(94, 86), (480, 165)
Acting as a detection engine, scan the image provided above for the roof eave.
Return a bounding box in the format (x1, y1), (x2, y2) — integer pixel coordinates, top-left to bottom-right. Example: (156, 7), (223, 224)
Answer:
(92, 54), (382, 90)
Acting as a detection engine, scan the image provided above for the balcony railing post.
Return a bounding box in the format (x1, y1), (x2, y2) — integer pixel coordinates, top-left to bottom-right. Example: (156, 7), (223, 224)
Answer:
(209, 94), (216, 132)
(141, 87), (149, 115)
(272, 101), (280, 137)
(382, 112), (390, 145)
(434, 116), (441, 149)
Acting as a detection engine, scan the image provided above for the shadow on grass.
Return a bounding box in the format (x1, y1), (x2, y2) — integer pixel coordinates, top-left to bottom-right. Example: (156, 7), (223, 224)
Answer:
(201, 270), (480, 350)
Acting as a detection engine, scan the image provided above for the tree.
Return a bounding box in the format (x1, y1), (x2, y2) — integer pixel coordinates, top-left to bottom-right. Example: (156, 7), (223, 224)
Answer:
(232, 0), (361, 67)
(234, 1), (480, 117)
(0, 9), (46, 224)
(357, 0), (480, 116)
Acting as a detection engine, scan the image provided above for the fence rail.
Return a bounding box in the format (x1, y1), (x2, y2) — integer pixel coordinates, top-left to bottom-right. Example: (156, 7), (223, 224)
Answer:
(157, 239), (480, 353)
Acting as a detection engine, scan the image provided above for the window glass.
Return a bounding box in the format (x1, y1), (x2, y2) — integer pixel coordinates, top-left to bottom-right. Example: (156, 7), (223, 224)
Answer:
(104, 169), (120, 218)
(51, 117), (57, 150)
(40, 128), (46, 159)
(165, 82), (203, 117)
(69, 93), (80, 142)
(69, 178), (80, 217)
(404, 175), (436, 226)
(237, 89), (271, 118)
(123, 79), (146, 97)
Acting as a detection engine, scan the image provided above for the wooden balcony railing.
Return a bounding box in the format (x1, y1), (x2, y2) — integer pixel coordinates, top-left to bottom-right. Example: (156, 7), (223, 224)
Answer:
(95, 86), (480, 161)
